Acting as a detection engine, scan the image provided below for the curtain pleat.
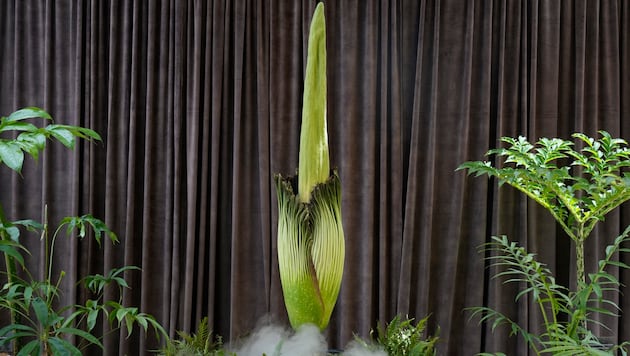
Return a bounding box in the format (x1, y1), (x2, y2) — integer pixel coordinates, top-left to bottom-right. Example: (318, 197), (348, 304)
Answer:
(0, 1), (629, 355)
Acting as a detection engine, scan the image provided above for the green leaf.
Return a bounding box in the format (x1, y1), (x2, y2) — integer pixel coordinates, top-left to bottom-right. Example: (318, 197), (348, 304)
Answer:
(60, 310), (85, 328)
(0, 323), (36, 337)
(5, 107), (52, 123)
(83, 214), (118, 244)
(55, 327), (103, 349)
(0, 240), (26, 267)
(1, 224), (20, 242)
(0, 140), (25, 173)
(61, 215), (118, 246)
(115, 307), (129, 323)
(66, 126), (102, 141)
(0, 122), (38, 133)
(109, 265), (140, 278)
(32, 297), (50, 326)
(606, 260), (630, 270)
(16, 340), (40, 356)
(23, 286), (33, 306)
(16, 131), (47, 160)
(84, 274), (105, 293)
(592, 283), (603, 298)
(113, 277), (129, 289)
(136, 315), (149, 331)
(46, 125), (76, 148)
(13, 219), (44, 232)
(47, 336), (82, 356)
(87, 308), (100, 331)
(125, 314), (134, 337)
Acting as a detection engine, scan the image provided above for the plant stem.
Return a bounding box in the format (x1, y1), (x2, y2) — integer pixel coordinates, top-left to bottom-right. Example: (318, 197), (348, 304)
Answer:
(0, 203), (21, 352)
(575, 239), (585, 289)
(575, 224), (587, 291)
(575, 233), (588, 334)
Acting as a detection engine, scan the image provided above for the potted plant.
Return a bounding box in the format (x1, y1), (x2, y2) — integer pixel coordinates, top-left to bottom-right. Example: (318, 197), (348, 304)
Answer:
(459, 131), (630, 354)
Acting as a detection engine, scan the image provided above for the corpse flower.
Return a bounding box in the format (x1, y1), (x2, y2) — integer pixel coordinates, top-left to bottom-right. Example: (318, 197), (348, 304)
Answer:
(274, 2), (345, 331)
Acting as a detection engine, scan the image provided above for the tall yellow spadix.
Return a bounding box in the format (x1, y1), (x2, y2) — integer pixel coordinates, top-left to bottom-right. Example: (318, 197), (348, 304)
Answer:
(298, 1), (329, 203)
(274, 2), (345, 331)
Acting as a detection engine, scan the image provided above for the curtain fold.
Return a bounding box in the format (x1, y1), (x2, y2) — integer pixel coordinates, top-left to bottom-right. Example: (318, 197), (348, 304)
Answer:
(0, 0), (629, 354)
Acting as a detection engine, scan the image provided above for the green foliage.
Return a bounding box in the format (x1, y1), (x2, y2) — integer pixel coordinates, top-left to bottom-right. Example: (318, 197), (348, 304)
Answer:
(0, 107), (166, 354)
(469, 231), (630, 354)
(459, 131), (630, 355)
(0, 107), (100, 174)
(458, 131), (630, 243)
(0, 207), (167, 355)
(354, 315), (438, 356)
(159, 317), (235, 356)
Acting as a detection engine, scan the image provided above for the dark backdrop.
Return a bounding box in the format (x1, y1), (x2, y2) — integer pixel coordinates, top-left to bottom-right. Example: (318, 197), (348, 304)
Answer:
(0, 1), (629, 355)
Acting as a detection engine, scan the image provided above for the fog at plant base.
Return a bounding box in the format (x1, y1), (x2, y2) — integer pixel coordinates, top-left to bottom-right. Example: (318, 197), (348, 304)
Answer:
(227, 320), (387, 356)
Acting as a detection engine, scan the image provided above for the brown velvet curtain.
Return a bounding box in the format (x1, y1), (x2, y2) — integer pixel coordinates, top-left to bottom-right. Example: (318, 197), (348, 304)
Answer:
(0, 0), (629, 355)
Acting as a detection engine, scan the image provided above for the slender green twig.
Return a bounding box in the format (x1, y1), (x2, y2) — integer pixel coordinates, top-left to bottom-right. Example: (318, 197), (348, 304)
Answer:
(0, 203), (21, 352)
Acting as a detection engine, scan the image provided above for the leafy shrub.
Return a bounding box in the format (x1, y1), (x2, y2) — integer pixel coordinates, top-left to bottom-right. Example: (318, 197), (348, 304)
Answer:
(354, 315), (438, 356)
(0, 107), (165, 355)
(459, 131), (630, 355)
(159, 317), (234, 356)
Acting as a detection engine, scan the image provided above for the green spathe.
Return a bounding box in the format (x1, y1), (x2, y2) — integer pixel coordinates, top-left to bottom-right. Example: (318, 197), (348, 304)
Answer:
(275, 172), (344, 330)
